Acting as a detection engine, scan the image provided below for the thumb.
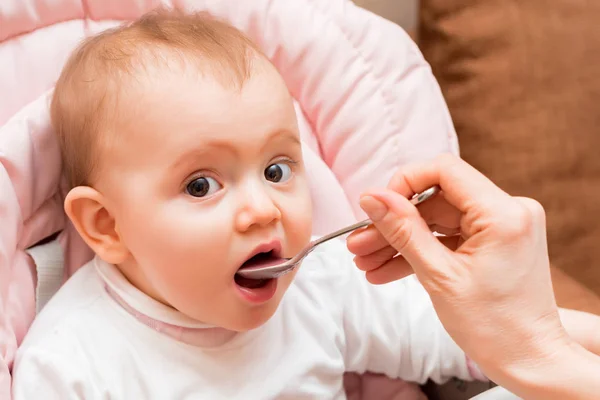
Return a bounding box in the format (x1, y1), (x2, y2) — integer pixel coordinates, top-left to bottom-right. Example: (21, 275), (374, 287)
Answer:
(360, 190), (450, 272)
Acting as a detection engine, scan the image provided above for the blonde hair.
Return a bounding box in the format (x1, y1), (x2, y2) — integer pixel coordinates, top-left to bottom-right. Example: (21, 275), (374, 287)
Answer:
(51, 8), (263, 188)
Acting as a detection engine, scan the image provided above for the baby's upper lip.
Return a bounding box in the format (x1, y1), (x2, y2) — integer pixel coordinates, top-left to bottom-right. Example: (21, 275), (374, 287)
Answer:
(241, 240), (283, 266)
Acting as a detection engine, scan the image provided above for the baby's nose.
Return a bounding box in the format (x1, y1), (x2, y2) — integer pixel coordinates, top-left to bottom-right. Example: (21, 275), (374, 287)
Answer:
(235, 185), (281, 232)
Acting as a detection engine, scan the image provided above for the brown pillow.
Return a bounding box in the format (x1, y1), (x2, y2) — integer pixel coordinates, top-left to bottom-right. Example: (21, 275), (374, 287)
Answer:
(418, 0), (600, 295)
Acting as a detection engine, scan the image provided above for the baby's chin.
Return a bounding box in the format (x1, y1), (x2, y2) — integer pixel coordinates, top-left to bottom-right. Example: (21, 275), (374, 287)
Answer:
(212, 277), (295, 332)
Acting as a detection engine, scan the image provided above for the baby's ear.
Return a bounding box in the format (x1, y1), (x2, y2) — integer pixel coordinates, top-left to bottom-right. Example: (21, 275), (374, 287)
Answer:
(64, 186), (129, 265)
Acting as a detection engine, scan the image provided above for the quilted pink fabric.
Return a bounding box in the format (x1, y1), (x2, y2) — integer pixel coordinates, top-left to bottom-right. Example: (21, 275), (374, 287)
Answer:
(0, 0), (458, 398)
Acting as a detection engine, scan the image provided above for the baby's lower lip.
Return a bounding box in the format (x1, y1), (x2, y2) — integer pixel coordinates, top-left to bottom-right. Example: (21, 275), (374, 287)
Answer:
(233, 276), (277, 304)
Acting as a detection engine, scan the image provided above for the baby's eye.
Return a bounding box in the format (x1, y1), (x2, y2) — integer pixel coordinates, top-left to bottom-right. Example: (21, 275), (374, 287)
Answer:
(186, 177), (221, 198)
(264, 163), (292, 183)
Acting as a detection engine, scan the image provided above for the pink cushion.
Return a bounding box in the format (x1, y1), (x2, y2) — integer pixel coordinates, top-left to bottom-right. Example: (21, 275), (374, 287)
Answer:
(0, 0), (458, 398)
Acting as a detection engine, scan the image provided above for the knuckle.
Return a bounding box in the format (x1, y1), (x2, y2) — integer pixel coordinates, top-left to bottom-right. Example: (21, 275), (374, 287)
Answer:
(355, 249), (393, 272)
(388, 169), (409, 190)
(435, 153), (457, 166)
(385, 218), (414, 252)
(435, 153), (460, 171)
(353, 256), (372, 271)
(519, 197), (547, 224)
(493, 202), (536, 239)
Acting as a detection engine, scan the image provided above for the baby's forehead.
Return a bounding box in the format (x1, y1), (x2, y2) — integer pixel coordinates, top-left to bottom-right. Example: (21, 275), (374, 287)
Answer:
(88, 45), (270, 146)
(91, 40), (275, 136)
(109, 69), (294, 150)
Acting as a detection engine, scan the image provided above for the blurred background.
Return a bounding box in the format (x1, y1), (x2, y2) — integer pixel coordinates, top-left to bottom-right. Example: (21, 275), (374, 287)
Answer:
(354, 1), (600, 397)
(353, 0), (418, 33)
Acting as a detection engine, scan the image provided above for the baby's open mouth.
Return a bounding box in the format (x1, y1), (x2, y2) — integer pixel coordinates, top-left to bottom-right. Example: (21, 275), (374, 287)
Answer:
(235, 250), (283, 289)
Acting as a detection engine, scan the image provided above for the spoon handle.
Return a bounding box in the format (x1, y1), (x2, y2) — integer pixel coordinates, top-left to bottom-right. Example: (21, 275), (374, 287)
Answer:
(294, 185), (442, 262)
(312, 219), (372, 246)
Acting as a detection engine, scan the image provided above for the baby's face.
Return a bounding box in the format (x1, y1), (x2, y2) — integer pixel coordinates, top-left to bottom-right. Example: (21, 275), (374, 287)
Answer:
(97, 62), (312, 331)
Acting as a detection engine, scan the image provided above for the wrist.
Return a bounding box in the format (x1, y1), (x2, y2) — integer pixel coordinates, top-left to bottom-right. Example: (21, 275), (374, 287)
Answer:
(498, 340), (600, 400)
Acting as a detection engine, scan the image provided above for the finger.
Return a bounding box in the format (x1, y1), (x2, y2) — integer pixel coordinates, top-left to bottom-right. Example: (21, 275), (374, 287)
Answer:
(387, 160), (427, 196)
(387, 154), (512, 216)
(347, 221), (459, 257)
(347, 225), (389, 256)
(360, 189), (453, 273)
(414, 194), (461, 232)
(353, 245), (398, 271)
(354, 235), (461, 274)
(365, 255), (414, 285)
(364, 238), (463, 285)
(349, 193), (461, 252)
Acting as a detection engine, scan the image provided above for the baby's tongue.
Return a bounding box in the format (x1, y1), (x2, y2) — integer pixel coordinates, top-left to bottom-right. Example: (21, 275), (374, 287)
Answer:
(239, 252), (285, 270)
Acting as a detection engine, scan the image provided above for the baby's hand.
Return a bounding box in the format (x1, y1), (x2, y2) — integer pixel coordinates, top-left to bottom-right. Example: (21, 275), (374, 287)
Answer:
(559, 308), (600, 356)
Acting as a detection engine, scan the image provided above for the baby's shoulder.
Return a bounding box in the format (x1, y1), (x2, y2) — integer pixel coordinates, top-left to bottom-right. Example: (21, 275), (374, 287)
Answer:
(12, 262), (145, 397)
(16, 262), (120, 362)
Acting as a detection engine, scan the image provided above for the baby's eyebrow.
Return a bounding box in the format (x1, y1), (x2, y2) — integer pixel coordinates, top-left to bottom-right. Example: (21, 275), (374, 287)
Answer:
(169, 144), (234, 172)
(169, 130), (300, 172)
(260, 130), (301, 150)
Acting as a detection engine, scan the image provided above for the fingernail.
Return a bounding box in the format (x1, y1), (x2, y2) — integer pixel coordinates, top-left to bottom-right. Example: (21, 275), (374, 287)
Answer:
(360, 196), (388, 222)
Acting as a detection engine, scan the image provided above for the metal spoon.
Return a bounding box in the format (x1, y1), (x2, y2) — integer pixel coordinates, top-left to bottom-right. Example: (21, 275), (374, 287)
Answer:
(236, 185), (441, 280)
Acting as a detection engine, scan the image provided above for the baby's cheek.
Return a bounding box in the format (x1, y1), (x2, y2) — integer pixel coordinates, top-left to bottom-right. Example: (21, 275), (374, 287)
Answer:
(127, 205), (227, 267)
(288, 186), (313, 247)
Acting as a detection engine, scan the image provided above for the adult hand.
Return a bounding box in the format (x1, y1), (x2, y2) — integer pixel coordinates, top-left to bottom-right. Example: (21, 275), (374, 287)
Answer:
(346, 154), (577, 397)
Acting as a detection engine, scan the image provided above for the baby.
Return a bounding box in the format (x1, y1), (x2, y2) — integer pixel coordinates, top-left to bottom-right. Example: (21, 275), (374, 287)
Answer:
(10, 9), (599, 399)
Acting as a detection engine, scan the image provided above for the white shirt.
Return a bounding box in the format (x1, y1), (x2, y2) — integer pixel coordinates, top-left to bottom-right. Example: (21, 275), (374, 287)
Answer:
(12, 239), (480, 399)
